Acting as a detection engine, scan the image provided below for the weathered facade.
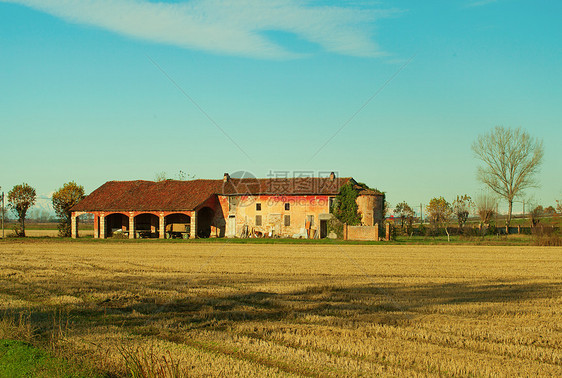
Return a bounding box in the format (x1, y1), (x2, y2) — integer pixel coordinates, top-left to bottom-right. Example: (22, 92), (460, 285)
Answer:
(70, 173), (384, 239)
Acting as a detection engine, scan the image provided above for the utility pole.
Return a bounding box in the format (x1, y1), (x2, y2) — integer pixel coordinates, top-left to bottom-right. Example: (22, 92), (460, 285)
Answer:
(420, 203), (423, 223)
(1, 192), (4, 239)
(523, 200), (525, 218)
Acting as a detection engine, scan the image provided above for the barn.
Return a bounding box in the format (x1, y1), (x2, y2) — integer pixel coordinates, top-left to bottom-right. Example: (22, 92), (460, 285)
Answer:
(70, 173), (384, 239)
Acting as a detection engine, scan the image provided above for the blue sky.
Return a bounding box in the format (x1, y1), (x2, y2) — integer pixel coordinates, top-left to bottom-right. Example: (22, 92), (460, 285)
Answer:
(1, 0), (561, 215)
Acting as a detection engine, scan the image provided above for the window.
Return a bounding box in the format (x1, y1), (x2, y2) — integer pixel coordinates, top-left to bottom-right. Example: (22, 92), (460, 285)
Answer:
(256, 203), (261, 211)
(229, 197), (238, 212)
(255, 215), (262, 226)
(285, 203), (290, 211)
(329, 197), (336, 213)
(284, 215), (291, 227)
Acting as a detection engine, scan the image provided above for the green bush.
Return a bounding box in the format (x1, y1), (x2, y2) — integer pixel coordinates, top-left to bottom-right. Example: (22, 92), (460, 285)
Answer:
(327, 218), (343, 239)
(57, 222), (71, 237)
(487, 224), (498, 235)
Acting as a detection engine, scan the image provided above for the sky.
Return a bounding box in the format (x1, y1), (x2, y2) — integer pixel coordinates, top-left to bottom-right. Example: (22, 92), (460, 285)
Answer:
(1, 0), (561, 216)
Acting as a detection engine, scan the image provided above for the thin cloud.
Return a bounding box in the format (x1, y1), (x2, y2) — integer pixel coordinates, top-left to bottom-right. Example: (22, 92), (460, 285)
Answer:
(2, 0), (392, 59)
(466, 0), (498, 7)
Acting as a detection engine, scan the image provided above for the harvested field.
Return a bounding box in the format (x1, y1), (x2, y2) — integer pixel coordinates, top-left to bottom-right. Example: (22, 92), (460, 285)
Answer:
(0, 241), (560, 376)
(6, 229), (95, 238)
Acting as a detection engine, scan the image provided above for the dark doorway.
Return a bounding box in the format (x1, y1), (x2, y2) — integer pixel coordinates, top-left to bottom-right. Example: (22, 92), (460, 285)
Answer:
(105, 213), (128, 237)
(197, 207), (214, 238)
(320, 220), (328, 239)
(165, 213), (191, 238)
(134, 213), (159, 238)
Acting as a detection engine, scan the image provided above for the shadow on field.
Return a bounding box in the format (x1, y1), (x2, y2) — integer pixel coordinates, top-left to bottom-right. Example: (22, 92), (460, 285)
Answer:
(3, 280), (560, 341)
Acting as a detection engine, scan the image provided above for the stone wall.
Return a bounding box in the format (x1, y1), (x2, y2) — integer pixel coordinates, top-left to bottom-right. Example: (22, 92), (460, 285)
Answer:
(343, 223), (380, 241)
(222, 194), (334, 238)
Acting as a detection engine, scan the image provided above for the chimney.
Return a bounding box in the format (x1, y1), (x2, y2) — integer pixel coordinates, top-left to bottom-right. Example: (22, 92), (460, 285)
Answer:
(223, 173), (230, 182)
(329, 172), (336, 181)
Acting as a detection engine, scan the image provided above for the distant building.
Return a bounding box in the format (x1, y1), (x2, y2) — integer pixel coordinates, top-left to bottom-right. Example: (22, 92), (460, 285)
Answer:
(70, 173), (384, 239)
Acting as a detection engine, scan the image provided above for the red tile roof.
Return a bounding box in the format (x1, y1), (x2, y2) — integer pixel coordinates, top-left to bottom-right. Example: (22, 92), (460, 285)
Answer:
(71, 177), (354, 212)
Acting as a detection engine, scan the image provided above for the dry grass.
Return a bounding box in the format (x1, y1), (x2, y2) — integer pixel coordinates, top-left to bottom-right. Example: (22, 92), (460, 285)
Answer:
(3, 229), (95, 237)
(0, 241), (560, 376)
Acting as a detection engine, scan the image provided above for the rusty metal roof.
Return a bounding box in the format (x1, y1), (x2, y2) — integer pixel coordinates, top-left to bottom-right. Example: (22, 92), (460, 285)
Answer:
(71, 177), (354, 212)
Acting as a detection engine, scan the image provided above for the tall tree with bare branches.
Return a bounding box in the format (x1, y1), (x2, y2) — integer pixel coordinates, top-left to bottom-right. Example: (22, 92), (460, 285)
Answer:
(452, 194), (473, 229)
(475, 194), (497, 226)
(472, 127), (543, 226)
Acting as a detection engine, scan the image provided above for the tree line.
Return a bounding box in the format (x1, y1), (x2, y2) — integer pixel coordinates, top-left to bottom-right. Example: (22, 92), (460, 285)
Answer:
(392, 126), (552, 236)
(1, 182), (84, 237)
(1, 126), (556, 239)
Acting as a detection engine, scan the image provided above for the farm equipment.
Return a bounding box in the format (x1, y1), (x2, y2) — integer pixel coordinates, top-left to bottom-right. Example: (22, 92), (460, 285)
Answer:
(166, 223), (190, 239)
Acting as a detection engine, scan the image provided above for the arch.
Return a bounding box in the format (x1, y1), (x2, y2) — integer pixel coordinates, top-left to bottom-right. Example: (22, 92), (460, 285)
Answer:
(104, 213), (129, 237)
(76, 212), (94, 238)
(165, 213), (191, 239)
(134, 213), (160, 238)
(197, 207), (214, 238)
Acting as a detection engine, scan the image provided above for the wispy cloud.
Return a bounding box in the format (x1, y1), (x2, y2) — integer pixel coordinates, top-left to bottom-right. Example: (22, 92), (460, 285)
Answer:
(466, 0), (498, 7)
(2, 0), (392, 59)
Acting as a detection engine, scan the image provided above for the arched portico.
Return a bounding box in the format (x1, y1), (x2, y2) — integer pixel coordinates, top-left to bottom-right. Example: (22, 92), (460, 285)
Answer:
(133, 213), (160, 238)
(197, 207), (214, 238)
(104, 213), (129, 238)
(165, 213), (191, 238)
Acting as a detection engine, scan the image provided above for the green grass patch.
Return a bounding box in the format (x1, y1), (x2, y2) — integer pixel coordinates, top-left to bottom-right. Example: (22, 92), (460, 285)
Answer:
(0, 233), (534, 246)
(0, 339), (95, 377)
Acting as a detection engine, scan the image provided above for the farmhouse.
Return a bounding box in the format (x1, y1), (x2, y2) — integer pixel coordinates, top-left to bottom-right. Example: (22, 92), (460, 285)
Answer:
(70, 173), (384, 239)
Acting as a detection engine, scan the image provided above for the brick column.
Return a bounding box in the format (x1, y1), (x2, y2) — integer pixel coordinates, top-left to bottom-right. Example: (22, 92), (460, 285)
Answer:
(100, 214), (106, 239)
(159, 214), (165, 239)
(190, 211), (197, 239)
(343, 223), (347, 241)
(93, 214), (99, 239)
(71, 213), (78, 239)
(129, 212), (135, 239)
(374, 223), (379, 241)
(386, 223), (391, 241)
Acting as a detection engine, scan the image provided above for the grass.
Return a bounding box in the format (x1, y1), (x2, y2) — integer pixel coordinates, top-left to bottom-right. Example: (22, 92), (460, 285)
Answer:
(0, 232), (540, 246)
(0, 339), (94, 377)
(0, 241), (561, 376)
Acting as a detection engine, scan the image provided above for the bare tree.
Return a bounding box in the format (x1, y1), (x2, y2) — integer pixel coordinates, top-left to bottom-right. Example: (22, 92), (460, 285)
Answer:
(426, 197), (453, 241)
(472, 126), (543, 226)
(544, 205), (556, 215)
(155, 171), (167, 182)
(394, 201), (415, 229)
(155, 170), (195, 182)
(452, 194), (474, 229)
(530, 205), (545, 227)
(475, 194), (497, 226)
